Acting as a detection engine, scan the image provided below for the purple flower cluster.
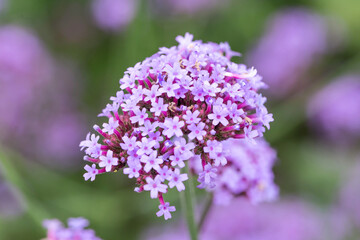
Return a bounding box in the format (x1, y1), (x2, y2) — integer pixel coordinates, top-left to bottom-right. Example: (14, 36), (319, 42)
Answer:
(0, 25), (86, 168)
(146, 199), (334, 240)
(0, 24), (51, 143)
(190, 138), (278, 205)
(248, 8), (327, 98)
(307, 75), (360, 144)
(80, 33), (273, 219)
(91, 0), (137, 32)
(0, 25), (51, 128)
(43, 217), (101, 240)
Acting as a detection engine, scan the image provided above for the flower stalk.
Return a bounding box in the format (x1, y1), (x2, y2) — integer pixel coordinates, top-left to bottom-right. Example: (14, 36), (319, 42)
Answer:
(181, 163), (198, 240)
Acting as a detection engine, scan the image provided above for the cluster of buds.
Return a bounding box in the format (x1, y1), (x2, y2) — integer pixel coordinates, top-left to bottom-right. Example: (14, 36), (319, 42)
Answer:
(80, 33), (273, 219)
(43, 217), (101, 240)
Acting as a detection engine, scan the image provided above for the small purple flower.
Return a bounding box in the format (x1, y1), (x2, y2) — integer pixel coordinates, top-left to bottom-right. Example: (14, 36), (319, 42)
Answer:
(156, 202), (176, 220)
(174, 137), (195, 159)
(120, 136), (137, 151)
(138, 120), (158, 136)
(227, 102), (244, 123)
(148, 131), (164, 149)
(163, 117), (184, 138)
(150, 98), (168, 116)
(165, 62), (187, 81)
(144, 85), (161, 102)
(123, 160), (142, 178)
(99, 150), (118, 172)
(212, 151), (227, 167)
(204, 140), (222, 156)
(136, 137), (156, 155)
(169, 152), (186, 168)
(120, 74), (136, 90)
(159, 79), (180, 98)
(244, 126), (258, 144)
(80, 133), (101, 158)
(157, 166), (172, 182)
(208, 106), (229, 126)
(188, 122), (206, 140)
(130, 108), (148, 125)
(183, 110), (201, 124)
(141, 151), (163, 172)
(168, 169), (188, 191)
(176, 32), (193, 49)
(102, 117), (119, 134)
(144, 176), (168, 199)
(126, 62), (142, 79)
(83, 164), (98, 181)
(110, 91), (127, 104)
(198, 164), (218, 189)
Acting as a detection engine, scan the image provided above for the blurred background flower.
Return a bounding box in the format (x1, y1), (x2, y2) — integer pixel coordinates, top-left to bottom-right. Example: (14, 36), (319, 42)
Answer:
(307, 74), (360, 146)
(0, 25), (86, 169)
(0, 0), (359, 239)
(91, 0), (137, 32)
(248, 8), (328, 98)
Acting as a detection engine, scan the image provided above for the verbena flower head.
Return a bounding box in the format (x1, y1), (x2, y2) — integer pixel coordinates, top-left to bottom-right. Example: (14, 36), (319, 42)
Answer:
(80, 33), (273, 220)
(307, 75), (360, 145)
(91, 0), (137, 32)
(248, 8), (327, 98)
(190, 138), (278, 205)
(43, 217), (101, 240)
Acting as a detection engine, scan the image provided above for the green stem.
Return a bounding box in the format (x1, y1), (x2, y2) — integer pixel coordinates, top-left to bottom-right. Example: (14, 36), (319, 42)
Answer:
(181, 163), (198, 240)
(198, 193), (213, 231)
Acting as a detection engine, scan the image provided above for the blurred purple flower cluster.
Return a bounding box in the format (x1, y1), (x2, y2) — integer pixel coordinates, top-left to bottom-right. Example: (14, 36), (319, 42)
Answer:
(0, 25), (86, 168)
(248, 8), (327, 98)
(80, 33), (274, 219)
(307, 75), (360, 144)
(91, 0), (137, 32)
(146, 199), (342, 240)
(43, 217), (101, 240)
(191, 138), (278, 205)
